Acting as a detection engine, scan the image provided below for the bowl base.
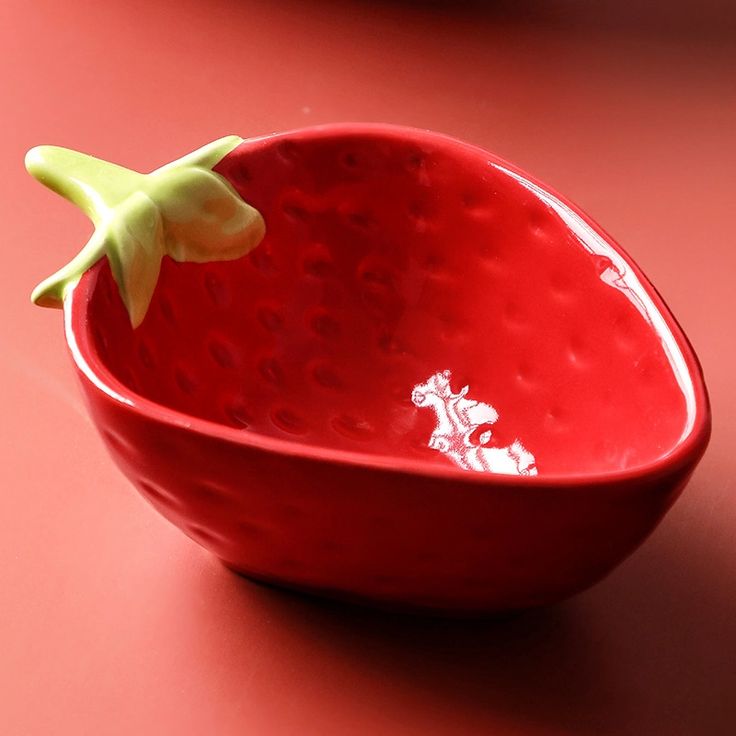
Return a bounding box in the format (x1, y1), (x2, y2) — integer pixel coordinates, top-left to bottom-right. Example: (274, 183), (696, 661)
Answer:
(221, 560), (553, 619)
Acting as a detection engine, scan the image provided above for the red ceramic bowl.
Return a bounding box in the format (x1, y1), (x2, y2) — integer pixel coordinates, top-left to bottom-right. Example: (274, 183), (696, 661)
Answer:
(63, 124), (710, 614)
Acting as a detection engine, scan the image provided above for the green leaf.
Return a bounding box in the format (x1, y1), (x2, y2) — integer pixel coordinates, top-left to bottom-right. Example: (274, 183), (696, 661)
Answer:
(27, 136), (265, 327)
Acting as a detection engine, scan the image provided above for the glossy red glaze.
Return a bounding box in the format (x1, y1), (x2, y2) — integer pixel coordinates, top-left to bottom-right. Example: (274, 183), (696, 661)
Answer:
(66, 124), (710, 613)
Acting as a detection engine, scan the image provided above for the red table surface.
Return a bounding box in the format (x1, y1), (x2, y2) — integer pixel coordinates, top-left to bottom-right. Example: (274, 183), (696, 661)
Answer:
(1, 1), (734, 734)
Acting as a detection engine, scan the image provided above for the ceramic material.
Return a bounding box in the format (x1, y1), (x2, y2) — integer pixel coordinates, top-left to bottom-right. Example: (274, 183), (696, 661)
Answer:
(28, 137), (263, 326)
(43, 124), (710, 613)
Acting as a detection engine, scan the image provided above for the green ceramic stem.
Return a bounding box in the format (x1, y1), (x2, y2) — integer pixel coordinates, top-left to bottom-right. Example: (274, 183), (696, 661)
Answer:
(27, 136), (265, 327)
(31, 229), (107, 308)
(26, 146), (144, 223)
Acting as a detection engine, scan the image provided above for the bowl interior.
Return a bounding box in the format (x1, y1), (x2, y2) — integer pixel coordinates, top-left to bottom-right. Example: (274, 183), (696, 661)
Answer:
(86, 127), (696, 476)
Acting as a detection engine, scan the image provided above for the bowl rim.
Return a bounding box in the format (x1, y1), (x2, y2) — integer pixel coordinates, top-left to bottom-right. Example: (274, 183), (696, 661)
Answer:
(64, 122), (712, 488)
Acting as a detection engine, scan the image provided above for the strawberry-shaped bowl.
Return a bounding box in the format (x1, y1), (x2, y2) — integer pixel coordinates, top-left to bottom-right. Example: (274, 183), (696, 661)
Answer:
(30, 124), (710, 614)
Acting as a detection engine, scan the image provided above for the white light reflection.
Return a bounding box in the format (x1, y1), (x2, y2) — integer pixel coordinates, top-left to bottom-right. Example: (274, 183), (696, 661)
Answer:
(412, 370), (537, 475)
(493, 164), (696, 441)
(64, 283), (134, 406)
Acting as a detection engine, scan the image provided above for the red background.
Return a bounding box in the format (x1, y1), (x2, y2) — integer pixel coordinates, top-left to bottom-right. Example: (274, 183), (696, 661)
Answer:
(1, 1), (734, 733)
